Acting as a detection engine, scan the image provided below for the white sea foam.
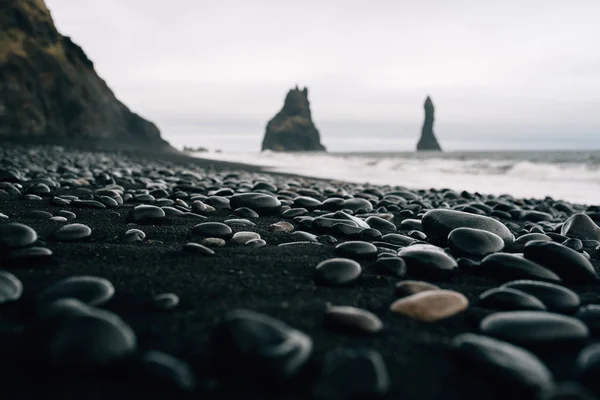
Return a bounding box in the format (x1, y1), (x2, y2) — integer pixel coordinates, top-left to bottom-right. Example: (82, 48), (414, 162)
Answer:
(192, 150), (600, 205)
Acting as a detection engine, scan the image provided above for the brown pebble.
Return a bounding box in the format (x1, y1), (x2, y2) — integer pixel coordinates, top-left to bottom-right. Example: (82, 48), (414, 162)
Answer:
(395, 280), (440, 297)
(269, 221), (294, 232)
(390, 290), (468, 322)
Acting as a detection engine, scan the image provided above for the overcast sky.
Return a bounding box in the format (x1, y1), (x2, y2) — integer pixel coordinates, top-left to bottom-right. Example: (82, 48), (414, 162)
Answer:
(46, 0), (600, 151)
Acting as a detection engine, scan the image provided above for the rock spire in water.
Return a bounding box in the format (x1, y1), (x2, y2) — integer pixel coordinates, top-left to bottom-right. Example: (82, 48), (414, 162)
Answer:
(261, 86), (326, 152)
(416, 96), (442, 152)
(0, 0), (168, 148)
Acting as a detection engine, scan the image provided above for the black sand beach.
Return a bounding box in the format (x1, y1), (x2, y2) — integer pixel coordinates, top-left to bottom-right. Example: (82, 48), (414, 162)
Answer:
(1, 144), (600, 400)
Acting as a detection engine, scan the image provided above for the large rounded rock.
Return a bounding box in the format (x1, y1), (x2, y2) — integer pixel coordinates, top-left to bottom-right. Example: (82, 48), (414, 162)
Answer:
(480, 253), (561, 282)
(478, 288), (547, 311)
(0, 222), (37, 249)
(229, 193), (282, 216)
(335, 241), (377, 260)
(52, 223), (92, 242)
(562, 214), (600, 241)
(325, 306), (383, 334)
(191, 222), (233, 240)
(448, 227), (504, 259)
(523, 240), (597, 284)
(480, 311), (589, 346)
(422, 209), (514, 246)
(315, 258), (362, 286)
(501, 280), (580, 314)
(452, 333), (553, 395)
(37, 275), (115, 307)
(390, 290), (468, 322)
(129, 205), (166, 224)
(398, 244), (458, 279)
(210, 309), (312, 382)
(0, 271), (23, 304)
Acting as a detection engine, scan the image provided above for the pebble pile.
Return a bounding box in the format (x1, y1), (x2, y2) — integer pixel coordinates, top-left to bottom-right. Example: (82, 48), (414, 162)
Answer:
(1, 145), (600, 399)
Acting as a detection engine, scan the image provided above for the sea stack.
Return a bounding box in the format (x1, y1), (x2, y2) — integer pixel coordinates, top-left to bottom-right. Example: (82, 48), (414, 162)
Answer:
(0, 0), (168, 148)
(416, 96), (442, 152)
(261, 86), (326, 152)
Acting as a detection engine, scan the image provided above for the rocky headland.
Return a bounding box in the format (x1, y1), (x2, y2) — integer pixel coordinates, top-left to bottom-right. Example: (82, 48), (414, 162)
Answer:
(261, 86), (326, 152)
(416, 96), (442, 152)
(0, 0), (168, 149)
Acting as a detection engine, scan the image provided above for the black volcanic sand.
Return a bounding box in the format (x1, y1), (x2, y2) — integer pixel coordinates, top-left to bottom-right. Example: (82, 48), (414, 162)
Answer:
(0, 144), (600, 399)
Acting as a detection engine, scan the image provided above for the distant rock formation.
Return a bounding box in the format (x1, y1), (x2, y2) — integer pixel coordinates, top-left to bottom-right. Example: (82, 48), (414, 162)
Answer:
(416, 96), (442, 152)
(0, 0), (169, 148)
(261, 86), (326, 152)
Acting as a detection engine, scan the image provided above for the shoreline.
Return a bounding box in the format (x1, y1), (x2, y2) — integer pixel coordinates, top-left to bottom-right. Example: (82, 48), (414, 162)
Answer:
(0, 143), (599, 399)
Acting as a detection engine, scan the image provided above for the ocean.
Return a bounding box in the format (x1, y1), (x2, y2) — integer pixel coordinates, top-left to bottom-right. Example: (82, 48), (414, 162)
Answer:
(190, 150), (600, 205)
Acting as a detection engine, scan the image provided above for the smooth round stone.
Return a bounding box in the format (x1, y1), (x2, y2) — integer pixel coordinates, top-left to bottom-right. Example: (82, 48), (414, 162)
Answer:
(315, 258), (362, 286)
(576, 305), (600, 336)
(205, 196), (230, 210)
(281, 208), (308, 218)
(372, 256), (407, 278)
(8, 246), (53, 261)
(192, 222), (233, 240)
(24, 194), (42, 201)
(293, 196), (322, 210)
(130, 205), (166, 224)
(211, 309), (312, 381)
(365, 216), (396, 234)
(56, 210), (76, 219)
(318, 235), (338, 244)
(343, 198), (374, 213)
(501, 280), (580, 314)
(153, 293), (179, 310)
(312, 348), (389, 400)
(37, 275), (115, 307)
(574, 344), (600, 395)
(478, 287), (547, 311)
(38, 308), (137, 368)
(246, 238), (267, 248)
(335, 241), (377, 260)
(563, 238), (583, 251)
(183, 242), (216, 255)
(230, 231), (261, 245)
(358, 228), (383, 241)
(524, 240), (597, 283)
(480, 311), (589, 346)
(291, 231), (318, 242)
(229, 193), (282, 216)
(448, 227), (504, 259)
(269, 221), (294, 232)
(0, 212), (8, 220)
(191, 200), (208, 213)
(562, 214), (600, 241)
(161, 206), (184, 215)
(234, 207), (260, 218)
(0, 222), (38, 249)
(516, 233), (552, 245)
(224, 218), (256, 228)
(325, 305), (383, 334)
(381, 233), (416, 246)
(452, 333), (553, 395)
(394, 280), (440, 297)
(400, 219), (423, 231)
(24, 209), (53, 219)
(524, 211), (553, 222)
(201, 237), (227, 248)
(480, 253), (561, 282)
(49, 216), (68, 222)
(422, 209), (514, 246)
(122, 228), (146, 243)
(52, 223), (92, 242)
(27, 183), (51, 195)
(72, 199), (106, 209)
(99, 196), (119, 208)
(0, 271), (23, 304)
(390, 290), (468, 322)
(397, 244), (458, 280)
(135, 350), (195, 392)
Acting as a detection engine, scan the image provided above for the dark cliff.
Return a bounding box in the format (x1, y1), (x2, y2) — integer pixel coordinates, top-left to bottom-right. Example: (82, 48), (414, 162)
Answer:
(0, 0), (169, 148)
(261, 86), (326, 152)
(416, 96), (442, 152)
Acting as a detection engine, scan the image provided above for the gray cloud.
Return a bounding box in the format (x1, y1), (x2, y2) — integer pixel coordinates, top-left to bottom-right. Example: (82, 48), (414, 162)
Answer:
(46, 0), (600, 150)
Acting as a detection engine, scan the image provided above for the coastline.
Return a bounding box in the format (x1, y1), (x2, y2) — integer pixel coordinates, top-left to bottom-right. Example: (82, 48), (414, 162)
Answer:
(0, 143), (599, 399)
